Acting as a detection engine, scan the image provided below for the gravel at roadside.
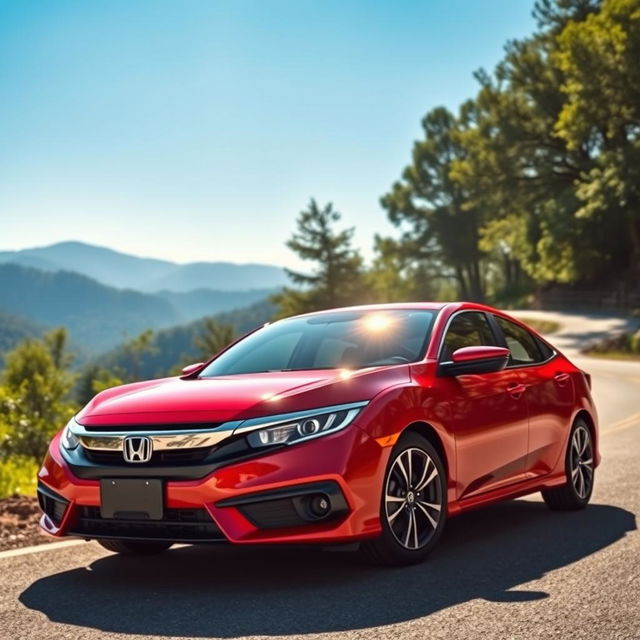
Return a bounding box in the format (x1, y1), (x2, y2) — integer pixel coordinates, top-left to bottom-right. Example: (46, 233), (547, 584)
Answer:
(0, 495), (51, 551)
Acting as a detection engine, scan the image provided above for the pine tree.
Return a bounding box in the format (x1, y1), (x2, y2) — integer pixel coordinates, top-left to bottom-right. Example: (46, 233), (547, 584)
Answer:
(273, 199), (367, 316)
(193, 318), (236, 360)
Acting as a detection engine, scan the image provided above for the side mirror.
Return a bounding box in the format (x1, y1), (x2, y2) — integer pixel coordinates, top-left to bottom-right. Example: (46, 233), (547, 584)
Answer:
(439, 346), (510, 377)
(181, 362), (204, 376)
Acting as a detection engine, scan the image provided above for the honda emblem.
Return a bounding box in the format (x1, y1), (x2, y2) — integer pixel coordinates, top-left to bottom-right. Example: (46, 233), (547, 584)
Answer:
(123, 436), (153, 463)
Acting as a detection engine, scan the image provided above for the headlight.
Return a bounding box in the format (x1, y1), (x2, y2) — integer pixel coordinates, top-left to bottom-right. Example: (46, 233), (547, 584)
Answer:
(60, 418), (80, 451)
(241, 402), (367, 449)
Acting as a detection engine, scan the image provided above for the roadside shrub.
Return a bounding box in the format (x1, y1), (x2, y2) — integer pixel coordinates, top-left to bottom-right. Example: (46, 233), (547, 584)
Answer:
(0, 456), (38, 499)
(583, 329), (640, 356)
(0, 336), (77, 461)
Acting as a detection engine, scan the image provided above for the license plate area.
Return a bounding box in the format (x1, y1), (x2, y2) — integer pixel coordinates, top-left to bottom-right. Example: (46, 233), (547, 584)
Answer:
(100, 479), (163, 520)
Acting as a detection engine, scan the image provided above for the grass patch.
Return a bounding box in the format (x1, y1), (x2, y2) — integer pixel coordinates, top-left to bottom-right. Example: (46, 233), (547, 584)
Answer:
(517, 317), (561, 334)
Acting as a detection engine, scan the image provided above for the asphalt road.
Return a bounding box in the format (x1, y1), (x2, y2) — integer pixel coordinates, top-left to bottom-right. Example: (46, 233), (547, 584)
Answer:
(1, 312), (639, 640)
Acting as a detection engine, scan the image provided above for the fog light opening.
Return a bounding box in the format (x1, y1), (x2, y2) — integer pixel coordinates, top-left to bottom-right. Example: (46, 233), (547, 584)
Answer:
(307, 493), (332, 519)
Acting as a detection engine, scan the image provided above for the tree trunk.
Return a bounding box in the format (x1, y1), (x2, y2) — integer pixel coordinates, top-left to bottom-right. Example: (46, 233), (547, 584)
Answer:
(455, 265), (469, 299)
(466, 260), (485, 302)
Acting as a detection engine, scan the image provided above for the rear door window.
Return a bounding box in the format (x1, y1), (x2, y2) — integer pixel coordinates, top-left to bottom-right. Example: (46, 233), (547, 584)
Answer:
(494, 316), (544, 366)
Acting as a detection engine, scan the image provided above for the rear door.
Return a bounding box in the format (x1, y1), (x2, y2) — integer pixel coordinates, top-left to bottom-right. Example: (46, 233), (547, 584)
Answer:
(492, 315), (575, 478)
(438, 311), (530, 500)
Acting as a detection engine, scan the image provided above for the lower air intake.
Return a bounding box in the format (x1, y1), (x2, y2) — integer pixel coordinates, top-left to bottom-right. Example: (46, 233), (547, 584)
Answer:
(68, 507), (227, 542)
(37, 483), (69, 526)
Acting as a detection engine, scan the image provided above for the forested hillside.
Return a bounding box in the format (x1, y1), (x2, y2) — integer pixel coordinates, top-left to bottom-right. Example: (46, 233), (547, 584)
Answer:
(0, 262), (277, 357)
(98, 299), (275, 379)
(0, 264), (179, 352)
(0, 312), (43, 361)
(156, 288), (274, 323)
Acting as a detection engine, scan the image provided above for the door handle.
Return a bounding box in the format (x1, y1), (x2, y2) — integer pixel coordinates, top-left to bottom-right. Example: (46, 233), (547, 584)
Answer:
(554, 372), (570, 386)
(506, 383), (527, 399)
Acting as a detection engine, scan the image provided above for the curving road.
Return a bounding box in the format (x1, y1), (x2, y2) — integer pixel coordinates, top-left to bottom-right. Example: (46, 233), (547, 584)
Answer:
(1, 312), (639, 640)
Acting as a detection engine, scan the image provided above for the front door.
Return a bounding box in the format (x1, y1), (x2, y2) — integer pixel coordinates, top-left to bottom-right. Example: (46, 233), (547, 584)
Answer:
(438, 311), (530, 500)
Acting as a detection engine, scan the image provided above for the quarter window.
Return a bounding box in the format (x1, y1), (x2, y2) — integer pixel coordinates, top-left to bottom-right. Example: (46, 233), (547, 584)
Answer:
(495, 316), (543, 365)
(441, 312), (496, 360)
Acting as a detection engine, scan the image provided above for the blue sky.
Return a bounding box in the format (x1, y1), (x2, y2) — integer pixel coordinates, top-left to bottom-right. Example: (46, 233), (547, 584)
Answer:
(0, 0), (536, 268)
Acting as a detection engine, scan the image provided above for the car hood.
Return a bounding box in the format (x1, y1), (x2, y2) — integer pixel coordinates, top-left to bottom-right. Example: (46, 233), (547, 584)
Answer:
(77, 366), (410, 426)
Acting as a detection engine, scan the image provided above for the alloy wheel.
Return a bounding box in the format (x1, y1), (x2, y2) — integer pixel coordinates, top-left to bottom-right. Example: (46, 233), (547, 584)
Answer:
(570, 425), (593, 499)
(385, 447), (443, 550)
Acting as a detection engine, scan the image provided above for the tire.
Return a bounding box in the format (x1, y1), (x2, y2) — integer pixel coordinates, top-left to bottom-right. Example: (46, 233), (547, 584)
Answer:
(541, 418), (595, 511)
(97, 539), (173, 555)
(361, 432), (447, 566)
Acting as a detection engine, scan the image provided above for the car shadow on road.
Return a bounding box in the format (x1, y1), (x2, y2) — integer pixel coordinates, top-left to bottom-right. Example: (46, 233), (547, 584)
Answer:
(20, 500), (635, 637)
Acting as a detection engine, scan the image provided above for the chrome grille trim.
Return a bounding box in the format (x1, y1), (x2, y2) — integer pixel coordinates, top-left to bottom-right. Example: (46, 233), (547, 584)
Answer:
(71, 421), (242, 452)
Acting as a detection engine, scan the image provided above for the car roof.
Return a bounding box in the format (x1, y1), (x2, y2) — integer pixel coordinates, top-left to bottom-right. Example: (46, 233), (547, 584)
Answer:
(285, 301), (490, 321)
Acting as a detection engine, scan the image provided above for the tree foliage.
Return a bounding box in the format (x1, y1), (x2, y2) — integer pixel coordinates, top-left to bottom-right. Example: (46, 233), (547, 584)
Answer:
(273, 199), (367, 316)
(193, 318), (236, 361)
(0, 329), (77, 460)
(378, 0), (637, 301)
(554, 0), (640, 274)
(381, 105), (487, 301)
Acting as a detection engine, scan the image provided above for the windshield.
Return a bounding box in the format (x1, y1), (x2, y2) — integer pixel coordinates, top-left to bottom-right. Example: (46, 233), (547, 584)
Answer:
(199, 309), (436, 376)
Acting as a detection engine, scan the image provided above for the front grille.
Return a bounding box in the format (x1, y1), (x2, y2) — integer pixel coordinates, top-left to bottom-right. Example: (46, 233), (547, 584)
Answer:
(83, 446), (214, 466)
(69, 506), (226, 542)
(82, 423), (221, 432)
(37, 483), (69, 526)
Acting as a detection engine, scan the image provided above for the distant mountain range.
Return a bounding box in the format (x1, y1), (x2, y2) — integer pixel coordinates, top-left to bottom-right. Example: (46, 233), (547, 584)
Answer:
(0, 263), (278, 355)
(0, 241), (286, 362)
(0, 264), (179, 352)
(0, 241), (288, 292)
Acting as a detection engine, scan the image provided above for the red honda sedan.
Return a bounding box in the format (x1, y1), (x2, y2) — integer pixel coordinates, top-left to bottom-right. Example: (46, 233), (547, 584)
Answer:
(38, 303), (599, 565)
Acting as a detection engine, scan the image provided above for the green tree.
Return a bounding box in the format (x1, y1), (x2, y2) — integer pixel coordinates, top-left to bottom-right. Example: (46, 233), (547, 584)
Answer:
(122, 329), (158, 380)
(273, 199), (367, 316)
(44, 326), (73, 370)
(533, 0), (602, 31)
(381, 106), (488, 301)
(458, 7), (619, 287)
(193, 318), (236, 361)
(367, 235), (443, 302)
(76, 364), (124, 405)
(381, 0), (640, 299)
(0, 332), (77, 460)
(554, 0), (640, 275)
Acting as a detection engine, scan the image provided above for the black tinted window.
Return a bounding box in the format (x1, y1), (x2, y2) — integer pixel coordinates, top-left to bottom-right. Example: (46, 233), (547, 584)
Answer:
(442, 312), (495, 360)
(199, 309), (435, 376)
(495, 316), (543, 365)
(536, 337), (555, 360)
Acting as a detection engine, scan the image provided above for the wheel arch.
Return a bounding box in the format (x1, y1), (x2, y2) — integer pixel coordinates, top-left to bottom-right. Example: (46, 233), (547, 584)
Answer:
(574, 408), (598, 454)
(402, 421), (449, 481)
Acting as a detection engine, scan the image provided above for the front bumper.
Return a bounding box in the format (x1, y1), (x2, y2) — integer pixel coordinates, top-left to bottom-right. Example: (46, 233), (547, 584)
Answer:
(38, 424), (388, 545)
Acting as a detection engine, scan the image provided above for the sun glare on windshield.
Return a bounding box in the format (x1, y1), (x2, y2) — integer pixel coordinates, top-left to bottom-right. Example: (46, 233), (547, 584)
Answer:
(361, 313), (395, 333)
